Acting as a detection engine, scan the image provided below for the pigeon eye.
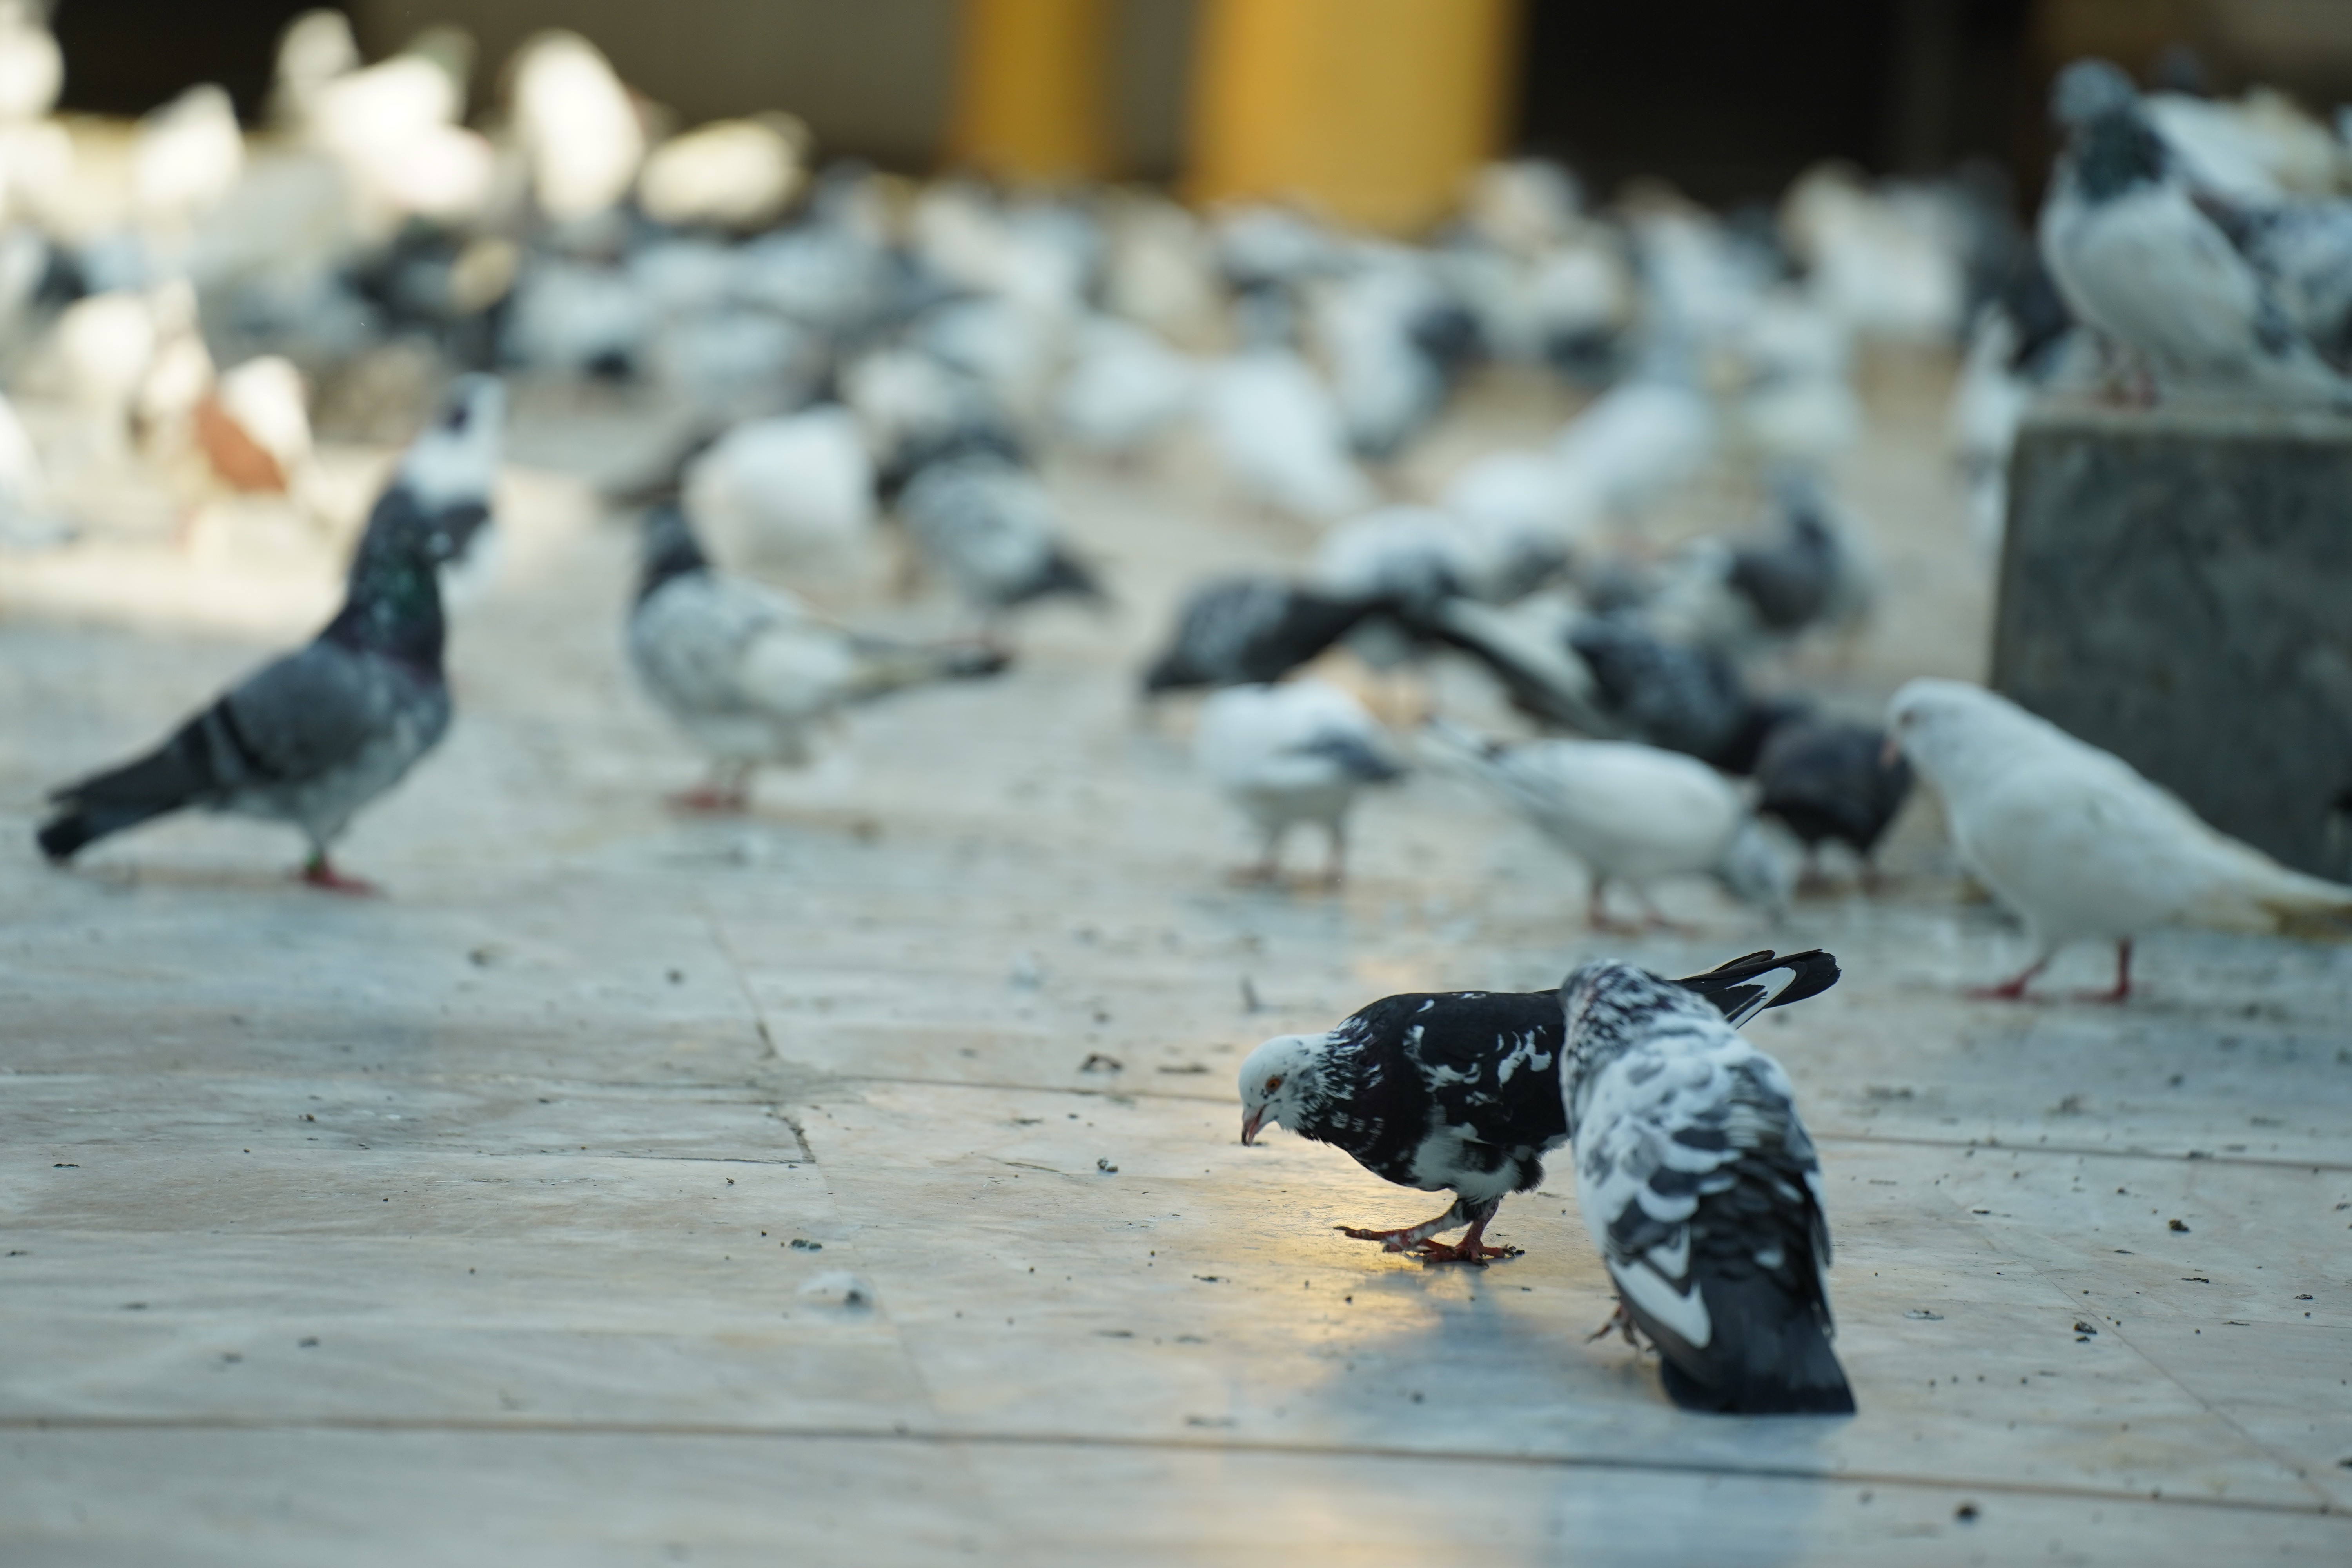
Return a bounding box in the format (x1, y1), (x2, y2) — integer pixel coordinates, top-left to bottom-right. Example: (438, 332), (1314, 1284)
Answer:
(1264, 1075), (1284, 1094)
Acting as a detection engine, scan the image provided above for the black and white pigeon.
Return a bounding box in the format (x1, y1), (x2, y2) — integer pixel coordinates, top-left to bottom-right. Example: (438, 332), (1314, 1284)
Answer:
(2038, 59), (2348, 399)
(629, 503), (1009, 812)
(1559, 955), (1854, 1414)
(1236, 949), (1838, 1265)
(1753, 717), (1915, 888)
(1140, 574), (1381, 695)
(37, 375), (506, 891)
(893, 451), (1102, 620)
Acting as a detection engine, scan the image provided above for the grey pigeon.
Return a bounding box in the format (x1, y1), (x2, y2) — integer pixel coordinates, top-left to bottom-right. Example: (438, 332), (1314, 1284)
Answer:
(1561, 956), (1853, 1414)
(630, 503), (1009, 812)
(894, 451), (1101, 618)
(2038, 59), (2347, 399)
(37, 376), (506, 891)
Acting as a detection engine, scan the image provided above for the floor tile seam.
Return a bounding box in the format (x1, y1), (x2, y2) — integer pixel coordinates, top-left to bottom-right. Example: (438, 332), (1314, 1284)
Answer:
(1812, 1131), (2352, 1174)
(0, 1414), (2340, 1519)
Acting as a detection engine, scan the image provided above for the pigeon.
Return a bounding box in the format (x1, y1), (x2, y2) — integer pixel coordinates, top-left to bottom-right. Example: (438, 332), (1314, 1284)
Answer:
(628, 503), (1009, 811)
(1310, 504), (1562, 612)
(1424, 720), (1791, 928)
(1312, 254), (1480, 459)
(2198, 196), (2352, 376)
(1193, 679), (1401, 886)
(1559, 956), (1853, 1414)
(2038, 60), (2347, 400)
(636, 115), (808, 232)
(1406, 595), (1616, 737)
(1888, 678), (2352, 1000)
(509, 30), (644, 223)
(1235, 949), (1838, 1264)
(681, 405), (876, 569)
(1753, 717), (1914, 887)
(1202, 348), (1376, 521)
(36, 376), (506, 890)
(1550, 371), (1717, 521)
(1140, 575), (1381, 695)
(1566, 616), (1796, 775)
(1640, 472), (1873, 655)
(1053, 314), (1199, 458)
(893, 452), (1102, 619)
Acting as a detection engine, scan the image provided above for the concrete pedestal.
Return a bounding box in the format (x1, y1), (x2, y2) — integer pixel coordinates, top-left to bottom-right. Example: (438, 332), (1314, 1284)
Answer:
(1996, 399), (2352, 880)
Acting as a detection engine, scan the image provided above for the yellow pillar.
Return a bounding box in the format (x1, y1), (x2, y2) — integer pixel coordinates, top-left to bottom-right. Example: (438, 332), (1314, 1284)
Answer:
(1185, 0), (1520, 233)
(945, 0), (1117, 183)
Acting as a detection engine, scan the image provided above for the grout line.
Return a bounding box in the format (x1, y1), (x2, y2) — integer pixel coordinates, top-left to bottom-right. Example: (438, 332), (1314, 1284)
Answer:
(1812, 1131), (2352, 1173)
(2, 1413), (2338, 1518)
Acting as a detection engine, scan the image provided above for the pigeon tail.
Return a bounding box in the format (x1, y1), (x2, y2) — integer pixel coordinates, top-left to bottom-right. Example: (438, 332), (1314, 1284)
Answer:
(842, 639), (1013, 702)
(1640, 1265), (1855, 1416)
(37, 713), (230, 860)
(1016, 548), (1106, 609)
(1676, 949), (1841, 1027)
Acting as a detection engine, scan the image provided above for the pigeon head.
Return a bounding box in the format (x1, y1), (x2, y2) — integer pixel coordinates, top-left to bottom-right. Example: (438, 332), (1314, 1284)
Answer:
(1887, 677), (2057, 796)
(2051, 59), (2138, 129)
(398, 373), (507, 515)
(637, 502), (710, 601)
(1238, 1032), (1332, 1145)
(1557, 959), (1716, 1078)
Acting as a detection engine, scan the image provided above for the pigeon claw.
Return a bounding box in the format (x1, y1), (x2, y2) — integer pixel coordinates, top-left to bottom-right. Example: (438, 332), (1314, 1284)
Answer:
(1412, 1237), (1523, 1265)
(668, 786), (750, 814)
(1586, 1298), (1644, 1347)
(298, 857), (380, 897)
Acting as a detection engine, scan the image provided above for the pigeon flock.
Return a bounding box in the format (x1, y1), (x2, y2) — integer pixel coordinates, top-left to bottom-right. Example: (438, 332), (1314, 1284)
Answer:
(11, 12), (2352, 1421)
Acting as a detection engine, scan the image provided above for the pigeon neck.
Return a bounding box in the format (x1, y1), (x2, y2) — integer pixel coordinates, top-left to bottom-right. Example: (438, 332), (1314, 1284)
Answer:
(329, 534), (446, 671)
(638, 507), (711, 603)
(2070, 109), (2169, 202)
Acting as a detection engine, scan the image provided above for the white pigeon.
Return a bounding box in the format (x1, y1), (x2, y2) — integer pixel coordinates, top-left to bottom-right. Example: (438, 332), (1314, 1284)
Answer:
(1551, 370), (1718, 522)
(637, 115), (808, 232)
(629, 505), (1007, 812)
(0, 387), (67, 548)
(2039, 60), (2346, 401)
(270, 9), (360, 129)
(683, 405), (875, 568)
(1425, 721), (1790, 927)
(510, 31), (644, 223)
(1194, 679), (1401, 886)
(1203, 349), (1376, 521)
(1559, 957), (1853, 1414)
(53, 290), (160, 455)
(309, 47), (494, 229)
(132, 84), (245, 240)
(1053, 315), (1198, 457)
(1888, 678), (2352, 1000)
(0, 0), (61, 124)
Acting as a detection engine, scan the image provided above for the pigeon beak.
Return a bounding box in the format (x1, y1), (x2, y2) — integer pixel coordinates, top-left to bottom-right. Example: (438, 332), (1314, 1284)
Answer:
(1241, 1107), (1265, 1147)
(1879, 735), (1901, 768)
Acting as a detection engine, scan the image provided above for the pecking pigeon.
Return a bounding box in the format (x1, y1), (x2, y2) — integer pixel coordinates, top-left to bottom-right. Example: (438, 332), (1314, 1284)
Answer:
(628, 503), (1008, 812)
(1754, 717), (1914, 888)
(1890, 679), (2352, 1000)
(36, 375), (506, 891)
(1236, 949), (1838, 1265)
(1193, 679), (1401, 886)
(1560, 956), (1853, 1414)
(1140, 575), (1379, 695)
(2038, 59), (2347, 400)
(1423, 720), (1791, 928)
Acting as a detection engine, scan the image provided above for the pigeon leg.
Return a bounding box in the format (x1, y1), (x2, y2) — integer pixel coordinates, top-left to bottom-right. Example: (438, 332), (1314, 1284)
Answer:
(1585, 1296), (1643, 1347)
(1320, 821), (1347, 890)
(1338, 1201), (1464, 1253)
(1586, 876), (1641, 933)
(299, 853), (380, 897)
(1970, 946), (2057, 1001)
(1413, 1210), (1524, 1265)
(1633, 886), (1694, 937)
(2076, 939), (2133, 1004)
(670, 764), (753, 814)
(1229, 826), (1283, 886)
(1795, 845), (1832, 897)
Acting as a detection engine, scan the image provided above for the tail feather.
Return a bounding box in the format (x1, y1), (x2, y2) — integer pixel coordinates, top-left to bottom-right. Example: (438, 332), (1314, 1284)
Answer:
(38, 713), (230, 861)
(1677, 948), (1842, 1027)
(1635, 1265), (1855, 1416)
(843, 639), (1013, 702)
(1416, 598), (1616, 736)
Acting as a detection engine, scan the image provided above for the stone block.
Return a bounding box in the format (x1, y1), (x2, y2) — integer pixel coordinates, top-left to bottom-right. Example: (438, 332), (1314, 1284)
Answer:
(1995, 399), (2352, 880)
